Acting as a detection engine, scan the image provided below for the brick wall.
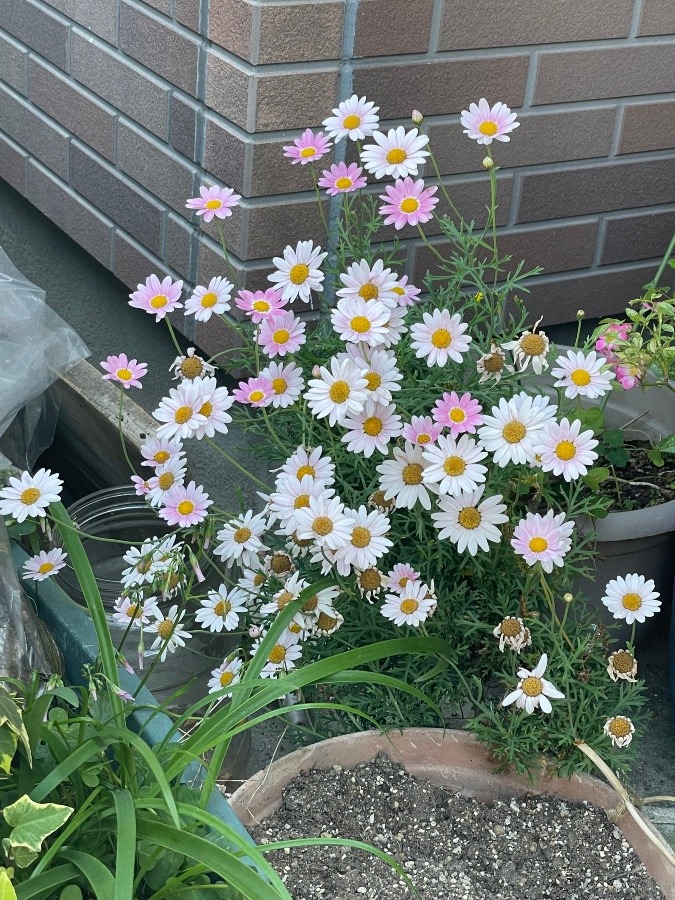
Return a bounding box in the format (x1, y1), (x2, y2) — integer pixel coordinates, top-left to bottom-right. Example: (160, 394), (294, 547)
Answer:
(0, 0), (674, 350)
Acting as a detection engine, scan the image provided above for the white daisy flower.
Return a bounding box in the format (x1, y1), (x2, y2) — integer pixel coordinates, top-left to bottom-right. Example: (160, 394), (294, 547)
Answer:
(190, 377), (235, 440)
(535, 418), (599, 482)
(309, 543), (339, 577)
(477, 344), (513, 384)
(355, 566), (387, 600)
(410, 309), (472, 367)
(331, 297), (391, 347)
(502, 326), (550, 374)
(171, 347), (216, 381)
(312, 608), (344, 637)
(195, 585), (248, 632)
(323, 94), (380, 142)
(237, 566), (269, 601)
(381, 581), (436, 627)
(259, 571), (307, 616)
(601, 573), (661, 624)
(22, 547), (68, 581)
(146, 604), (192, 662)
(341, 399), (403, 458)
(431, 486), (508, 556)
(294, 495), (355, 552)
(0, 468), (62, 523)
(207, 657), (243, 696)
(141, 435), (185, 469)
(259, 360), (305, 409)
(215, 510), (268, 569)
(336, 259), (399, 308)
(268, 240), (327, 304)
(297, 584), (342, 623)
(153, 379), (208, 440)
(304, 357), (368, 426)
(251, 630), (302, 678)
(112, 596), (160, 627)
(376, 441), (433, 510)
(422, 434), (488, 497)
(344, 346), (402, 403)
(269, 474), (333, 530)
(360, 126), (430, 180)
(607, 649), (638, 683)
(502, 653), (565, 714)
(380, 304), (409, 348)
(551, 349), (616, 400)
(147, 456), (187, 507)
(604, 715), (635, 748)
(276, 445), (335, 486)
(184, 276), (232, 322)
(511, 510), (575, 573)
(263, 550), (296, 580)
(282, 529), (314, 559)
(120, 538), (164, 588)
(335, 505), (393, 574)
(478, 392), (557, 467)
(493, 616), (532, 653)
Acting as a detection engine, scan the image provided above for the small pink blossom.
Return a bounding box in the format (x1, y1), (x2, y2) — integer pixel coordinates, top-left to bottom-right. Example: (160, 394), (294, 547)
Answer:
(595, 322), (632, 358)
(131, 475), (151, 497)
(23, 547), (68, 581)
(318, 162), (367, 196)
(460, 99), (519, 146)
(391, 276), (421, 307)
(511, 510), (574, 574)
(378, 177), (438, 230)
(100, 353), (147, 389)
(614, 364), (640, 390)
(129, 274), (183, 322)
(386, 563), (421, 593)
(233, 375), (274, 408)
(257, 312), (306, 358)
(401, 415), (443, 448)
(234, 288), (287, 323)
(283, 129), (332, 165)
(186, 185), (240, 223)
(159, 481), (212, 527)
(432, 391), (483, 438)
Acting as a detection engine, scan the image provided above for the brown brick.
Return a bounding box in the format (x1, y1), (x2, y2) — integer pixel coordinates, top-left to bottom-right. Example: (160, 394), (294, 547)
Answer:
(428, 107), (615, 176)
(0, 84), (69, 179)
(199, 198), (248, 258)
(439, 0), (632, 50)
(174, 0), (200, 32)
(43, 0), (117, 44)
(249, 135), (317, 197)
(638, 0), (674, 35)
(114, 229), (166, 290)
(517, 158), (675, 224)
(197, 237), (271, 292)
(0, 133), (27, 193)
(0, 0), (68, 70)
(27, 161), (114, 268)
(29, 58), (116, 162)
(0, 32), (27, 95)
(209, 0), (254, 60)
(206, 49), (251, 130)
(534, 44), (675, 105)
(618, 100), (675, 155)
(354, 55), (529, 119)
(254, 68), (340, 131)
(203, 115), (249, 194)
(117, 121), (197, 215)
(601, 210), (675, 266)
(355, 0), (433, 57)
(245, 197), (328, 260)
(258, 3), (344, 64)
(139, 0), (171, 14)
(170, 94), (199, 160)
(166, 213), (193, 278)
(120, 1), (201, 95)
(194, 308), (245, 359)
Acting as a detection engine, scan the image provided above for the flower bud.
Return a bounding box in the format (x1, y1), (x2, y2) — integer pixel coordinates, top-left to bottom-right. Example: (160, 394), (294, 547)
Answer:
(563, 592), (574, 604)
(482, 156), (495, 170)
(412, 109), (424, 126)
(312, 365), (321, 377)
(576, 309), (585, 319)
(249, 625), (262, 639)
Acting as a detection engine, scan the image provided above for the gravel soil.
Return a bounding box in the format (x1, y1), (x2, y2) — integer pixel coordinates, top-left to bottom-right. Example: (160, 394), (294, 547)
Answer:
(253, 754), (666, 900)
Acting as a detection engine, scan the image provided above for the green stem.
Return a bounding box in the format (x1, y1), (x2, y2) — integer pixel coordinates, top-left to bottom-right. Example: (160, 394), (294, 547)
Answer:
(312, 169), (330, 238)
(165, 319), (184, 356)
(215, 221), (240, 289)
(416, 224), (450, 264)
(651, 230), (675, 288)
(204, 436), (271, 491)
(118, 389), (138, 477)
(261, 407), (290, 456)
(486, 148), (499, 289)
(428, 149), (464, 226)
(538, 570), (574, 651)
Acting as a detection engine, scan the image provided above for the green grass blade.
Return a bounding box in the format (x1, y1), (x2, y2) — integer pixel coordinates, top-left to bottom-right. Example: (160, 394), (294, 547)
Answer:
(14, 865), (80, 900)
(59, 850), (115, 900)
(30, 736), (108, 802)
(113, 790), (136, 900)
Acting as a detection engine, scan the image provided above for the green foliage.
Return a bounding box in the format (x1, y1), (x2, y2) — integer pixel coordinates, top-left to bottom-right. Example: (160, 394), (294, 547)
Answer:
(2, 796), (73, 869)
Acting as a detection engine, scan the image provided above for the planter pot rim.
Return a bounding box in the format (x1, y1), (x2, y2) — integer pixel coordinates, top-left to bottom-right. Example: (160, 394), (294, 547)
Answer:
(230, 727), (675, 896)
(592, 499), (675, 542)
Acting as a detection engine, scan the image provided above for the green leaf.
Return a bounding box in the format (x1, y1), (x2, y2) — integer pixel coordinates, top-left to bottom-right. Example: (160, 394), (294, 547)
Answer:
(2, 796), (73, 868)
(112, 791), (136, 900)
(59, 851), (114, 900)
(580, 407), (604, 433)
(58, 888), (83, 900)
(602, 428), (625, 448)
(0, 870), (17, 900)
(0, 686), (30, 763)
(14, 864), (79, 900)
(657, 434), (675, 454)
(646, 448), (665, 468)
(6, 521), (37, 539)
(0, 728), (18, 774)
(582, 466), (611, 491)
(605, 447), (631, 467)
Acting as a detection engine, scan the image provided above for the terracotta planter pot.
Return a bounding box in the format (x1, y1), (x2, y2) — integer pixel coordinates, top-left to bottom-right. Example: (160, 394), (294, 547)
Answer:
(230, 728), (675, 897)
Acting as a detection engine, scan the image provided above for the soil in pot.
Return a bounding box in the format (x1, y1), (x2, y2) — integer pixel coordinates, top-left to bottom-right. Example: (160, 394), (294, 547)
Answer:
(252, 754), (665, 900)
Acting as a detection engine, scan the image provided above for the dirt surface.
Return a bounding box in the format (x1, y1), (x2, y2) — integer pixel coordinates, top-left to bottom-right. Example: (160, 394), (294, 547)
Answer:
(253, 754), (665, 900)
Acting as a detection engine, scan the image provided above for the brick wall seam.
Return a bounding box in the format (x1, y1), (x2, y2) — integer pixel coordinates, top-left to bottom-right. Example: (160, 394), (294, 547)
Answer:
(522, 51), (539, 107)
(609, 105), (626, 157)
(628, 0), (646, 39)
(593, 215), (609, 268)
(428, 0), (444, 55)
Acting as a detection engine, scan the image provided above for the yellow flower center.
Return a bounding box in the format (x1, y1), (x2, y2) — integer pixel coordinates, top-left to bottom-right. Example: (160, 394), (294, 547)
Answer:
(297, 464), (315, 479)
(253, 299), (271, 312)
(443, 456), (466, 477)
(342, 114), (361, 130)
(201, 291), (218, 308)
(478, 121), (498, 137)
(370, 490), (389, 509)
(158, 472), (175, 491)
(150, 294), (168, 309)
(611, 651), (635, 673)
(528, 536), (548, 553)
(520, 333), (546, 356)
(181, 357), (203, 378)
(386, 148), (407, 165)
(502, 421), (526, 444)
(174, 405), (193, 424)
(350, 315), (371, 334)
(199, 401), (213, 417)
(402, 463), (423, 485)
(126, 603), (140, 619)
(272, 329), (290, 344)
(570, 368), (591, 386)
(153, 450), (171, 464)
(398, 576), (410, 588)
(360, 568), (381, 590)
(214, 600), (232, 617)
(329, 380), (350, 404)
(177, 500), (195, 516)
(431, 328), (451, 349)
(137, 558), (153, 574)
(392, 286), (405, 296)
(272, 377), (288, 394)
(276, 591), (294, 609)
(483, 353), (504, 373)
(299, 146), (316, 158)
(234, 526), (252, 544)
(253, 573), (267, 586)
(157, 619), (174, 640)
(520, 675), (543, 697)
(289, 621), (303, 634)
(335, 176), (353, 190)
(351, 526), (371, 548)
(117, 368), (133, 381)
(365, 371), (381, 391)
(500, 618), (521, 638)
(294, 494), (310, 509)
(363, 416), (383, 437)
(400, 598), (419, 615)
(289, 263), (310, 285)
(313, 516), (333, 536)
(358, 283), (379, 301)
(316, 612), (338, 631)
(249, 390), (265, 403)
(219, 670), (235, 687)
(458, 507), (481, 530)
(621, 592), (642, 612)
(400, 197), (419, 214)
(38, 561), (55, 575)
(20, 487), (41, 505)
(555, 440), (576, 461)
(302, 594), (318, 612)
(417, 434), (431, 444)
(608, 717), (632, 738)
(204, 199), (223, 210)
(268, 645), (287, 664)
(449, 408), (466, 423)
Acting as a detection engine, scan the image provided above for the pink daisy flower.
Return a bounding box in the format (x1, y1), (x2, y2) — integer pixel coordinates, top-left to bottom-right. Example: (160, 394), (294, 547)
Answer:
(233, 375), (274, 408)
(131, 475), (152, 497)
(141, 435), (184, 469)
(186, 184), (241, 223)
(511, 510), (574, 574)
(360, 126), (430, 180)
(283, 129), (332, 165)
(129, 274), (183, 322)
(535, 418), (599, 482)
(159, 480), (212, 528)
(257, 312), (306, 358)
(184, 276), (232, 322)
(323, 94), (380, 142)
(432, 391), (483, 437)
(234, 288), (286, 323)
(378, 177), (438, 230)
(391, 276), (421, 307)
(100, 353), (147, 389)
(614, 364), (640, 390)
(23, 547), (68, 581)
(386, 563), (421, 593)
(410, 309), (472, 367)
(318, 162), (367, 196)
(595, 322), (631, 359)
(460, 99), (519, 146)
(401, 415), (443, 448)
